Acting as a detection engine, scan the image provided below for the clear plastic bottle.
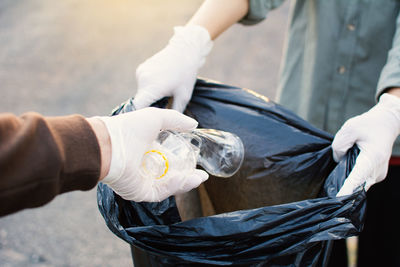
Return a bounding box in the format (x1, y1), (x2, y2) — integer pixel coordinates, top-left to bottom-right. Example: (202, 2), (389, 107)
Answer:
(140, 128), (244, 180)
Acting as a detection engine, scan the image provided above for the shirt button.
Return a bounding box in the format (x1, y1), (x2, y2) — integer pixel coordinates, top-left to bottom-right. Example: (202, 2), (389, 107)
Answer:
(347, 24), (356, 31)
(338, 66), (346, 74)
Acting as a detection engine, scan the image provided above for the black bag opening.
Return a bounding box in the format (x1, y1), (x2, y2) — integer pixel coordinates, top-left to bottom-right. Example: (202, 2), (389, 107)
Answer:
(97, 78), (365, 266)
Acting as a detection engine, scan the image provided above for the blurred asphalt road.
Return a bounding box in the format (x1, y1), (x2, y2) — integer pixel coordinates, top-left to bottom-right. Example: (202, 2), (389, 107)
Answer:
(0, 1), (289, 266)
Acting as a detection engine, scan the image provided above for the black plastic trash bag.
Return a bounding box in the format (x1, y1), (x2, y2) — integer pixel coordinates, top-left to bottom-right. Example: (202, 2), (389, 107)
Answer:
(97, 78), (365, 266)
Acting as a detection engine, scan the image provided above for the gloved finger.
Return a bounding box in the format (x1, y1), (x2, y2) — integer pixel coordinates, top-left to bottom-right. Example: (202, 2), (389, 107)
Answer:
(171, 89), (191, 113)
(107, 174), (151, 202)
(175, 169), (209, 195)
(156, 109), (198, 132)
(172, 86), (195, 112)
(132, 87), (162, 110)
(332, 124), (358, 162)
(147, 170), (206, 202)
(336, 152), (371, 197)
(157, 169), (208, 199)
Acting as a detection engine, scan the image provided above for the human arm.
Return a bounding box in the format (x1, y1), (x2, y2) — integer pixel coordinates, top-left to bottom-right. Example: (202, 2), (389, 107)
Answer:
(333, 11), (400, 196)
(86, 117), (111, 180)
(133, 0), (289, 112)
(133, 0), (249, 112)
(386, 87), (400, 98)
(0, 109), (208, 216)
(0, 113), (101, 216)
(187, 0), (249, 40)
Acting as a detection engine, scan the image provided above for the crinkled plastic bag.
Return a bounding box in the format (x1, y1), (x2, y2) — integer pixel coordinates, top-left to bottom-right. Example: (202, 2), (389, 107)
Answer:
(97, 79), (365, 266)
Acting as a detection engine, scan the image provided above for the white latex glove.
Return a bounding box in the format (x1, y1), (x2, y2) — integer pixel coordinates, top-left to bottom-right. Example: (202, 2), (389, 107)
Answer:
(97, 107), (208, 202)
(332, 93), (400, 197)
(133, 25), (213, 112)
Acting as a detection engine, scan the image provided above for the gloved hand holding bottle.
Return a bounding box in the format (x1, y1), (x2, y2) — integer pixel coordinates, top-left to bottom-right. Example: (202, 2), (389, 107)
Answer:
(332, 91), (400, 197)
(96, 107), (209, 202)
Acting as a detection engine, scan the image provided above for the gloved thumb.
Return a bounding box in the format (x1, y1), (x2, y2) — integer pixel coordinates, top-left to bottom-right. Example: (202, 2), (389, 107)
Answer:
(336, 151), (371, 197)
(332, 123), (358, 162)
(156, 108), (198, 132)
(133, 87), (162, 110)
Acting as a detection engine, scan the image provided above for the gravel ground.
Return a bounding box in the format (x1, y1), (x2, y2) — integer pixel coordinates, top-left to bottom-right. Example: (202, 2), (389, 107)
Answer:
(0, 1), (289, 266)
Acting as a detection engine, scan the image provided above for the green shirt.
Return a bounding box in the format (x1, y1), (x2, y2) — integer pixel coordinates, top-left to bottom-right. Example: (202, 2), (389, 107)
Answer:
(241, 0), (400, 155)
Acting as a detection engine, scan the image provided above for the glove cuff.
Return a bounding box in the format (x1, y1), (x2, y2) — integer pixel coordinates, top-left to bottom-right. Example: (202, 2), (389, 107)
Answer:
(94, 116), (125, 184)
(170, 25), (214, 67)
(379, 93), (400, 134)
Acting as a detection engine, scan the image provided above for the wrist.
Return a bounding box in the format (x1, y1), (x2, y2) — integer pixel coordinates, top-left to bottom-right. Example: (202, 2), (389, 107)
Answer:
(171, 25), (213, 67)
(186, 0), (249, 40)
(86, 117), (112, 181)
(379, 93), (400, 135)
(385, 87), (400, 99)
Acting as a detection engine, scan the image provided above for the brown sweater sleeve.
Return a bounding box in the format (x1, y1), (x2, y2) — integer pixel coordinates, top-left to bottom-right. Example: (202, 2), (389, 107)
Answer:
(0, 112), (101, 216)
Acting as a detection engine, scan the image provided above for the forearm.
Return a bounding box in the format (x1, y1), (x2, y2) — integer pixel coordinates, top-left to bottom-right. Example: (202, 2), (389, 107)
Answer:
(187, 0), (249, 40)
(386, 87), (400, 98)
(0, 113), (101, 216)
(86, 117), (111, 180)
